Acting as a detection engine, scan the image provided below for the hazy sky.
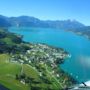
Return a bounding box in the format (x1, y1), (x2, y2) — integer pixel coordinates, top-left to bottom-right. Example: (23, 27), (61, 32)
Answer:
(0, 0), (90, 25)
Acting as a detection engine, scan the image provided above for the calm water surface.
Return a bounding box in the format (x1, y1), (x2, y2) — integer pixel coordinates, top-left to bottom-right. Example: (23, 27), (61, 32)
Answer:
(9, 27), (90, 83)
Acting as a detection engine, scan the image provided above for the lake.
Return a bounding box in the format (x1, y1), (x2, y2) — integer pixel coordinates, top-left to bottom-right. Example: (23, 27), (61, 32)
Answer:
(9, 27), (90, 83)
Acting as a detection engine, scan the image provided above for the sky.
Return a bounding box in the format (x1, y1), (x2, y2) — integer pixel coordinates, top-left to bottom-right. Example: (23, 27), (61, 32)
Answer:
(0, 0), (90, 25)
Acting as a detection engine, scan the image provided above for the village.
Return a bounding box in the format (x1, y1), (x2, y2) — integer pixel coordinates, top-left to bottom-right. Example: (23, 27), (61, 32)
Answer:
(10, 43), (76, 89)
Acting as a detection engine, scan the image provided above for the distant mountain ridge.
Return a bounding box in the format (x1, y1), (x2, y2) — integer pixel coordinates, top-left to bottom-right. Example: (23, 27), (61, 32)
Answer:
(0, 15), (85, 29)
(0, 15), (11, 27)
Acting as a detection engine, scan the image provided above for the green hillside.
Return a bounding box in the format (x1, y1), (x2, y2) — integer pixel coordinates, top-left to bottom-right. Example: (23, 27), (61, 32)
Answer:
(0, 28), (77, 90)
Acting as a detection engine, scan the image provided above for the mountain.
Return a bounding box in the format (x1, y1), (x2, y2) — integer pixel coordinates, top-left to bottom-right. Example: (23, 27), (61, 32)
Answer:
(0, 15), (85, 29)
(0, 15), (11, 27)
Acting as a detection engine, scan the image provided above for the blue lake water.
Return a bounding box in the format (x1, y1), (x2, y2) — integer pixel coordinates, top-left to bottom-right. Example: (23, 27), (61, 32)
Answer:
(9, 27), (90, 83)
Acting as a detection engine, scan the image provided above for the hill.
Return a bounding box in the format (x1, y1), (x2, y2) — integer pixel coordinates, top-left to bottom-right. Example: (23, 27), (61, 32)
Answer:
(0, 28), (77, 90)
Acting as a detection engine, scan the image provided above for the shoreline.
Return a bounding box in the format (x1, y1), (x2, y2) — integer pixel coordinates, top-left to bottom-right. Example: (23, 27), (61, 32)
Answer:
(66, 30), (90, 41)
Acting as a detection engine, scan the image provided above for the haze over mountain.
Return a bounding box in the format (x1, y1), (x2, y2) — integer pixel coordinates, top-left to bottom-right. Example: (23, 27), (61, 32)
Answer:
(0, 15), (85, 29)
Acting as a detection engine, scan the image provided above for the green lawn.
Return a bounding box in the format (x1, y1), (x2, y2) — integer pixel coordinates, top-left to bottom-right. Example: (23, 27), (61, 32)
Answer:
(23, 64), (40, 79)
(0, 54), (69, 90)
(0, 54), (55, 90)
(0, 54), (29, 90)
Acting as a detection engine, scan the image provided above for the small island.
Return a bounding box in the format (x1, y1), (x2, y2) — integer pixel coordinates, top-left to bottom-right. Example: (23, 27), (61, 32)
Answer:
(0, 28), (77, 90)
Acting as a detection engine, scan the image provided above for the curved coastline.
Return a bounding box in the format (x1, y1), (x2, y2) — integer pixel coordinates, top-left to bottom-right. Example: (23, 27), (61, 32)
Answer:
(8, 27), (90, 83)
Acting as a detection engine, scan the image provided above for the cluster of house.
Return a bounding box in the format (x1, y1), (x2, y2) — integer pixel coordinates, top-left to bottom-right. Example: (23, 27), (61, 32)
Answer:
(11, 43), (69, 65)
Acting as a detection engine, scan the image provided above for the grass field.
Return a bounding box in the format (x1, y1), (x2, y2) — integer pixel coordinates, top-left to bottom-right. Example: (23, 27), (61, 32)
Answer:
(0, 54), (30, 90)
(0, 54), (56, 90)
(0, 54), (70, 90)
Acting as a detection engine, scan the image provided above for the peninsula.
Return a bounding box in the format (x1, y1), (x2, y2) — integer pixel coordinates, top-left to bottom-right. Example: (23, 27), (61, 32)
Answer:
(0, 28), (77, 90)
